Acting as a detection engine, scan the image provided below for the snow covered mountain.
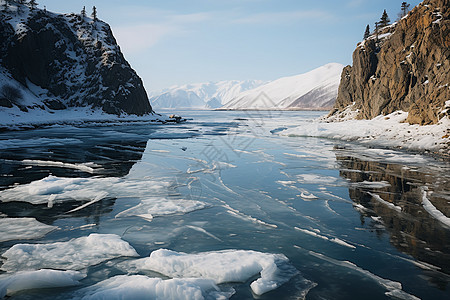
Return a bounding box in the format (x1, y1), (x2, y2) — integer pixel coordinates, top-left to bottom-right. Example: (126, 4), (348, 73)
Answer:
(222, 63), (344, 110)
(0, 1), (152, 118)
(149, 80), (265, 109)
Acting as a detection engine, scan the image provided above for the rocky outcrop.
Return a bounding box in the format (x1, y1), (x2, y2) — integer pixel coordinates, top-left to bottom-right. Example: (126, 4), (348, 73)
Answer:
(0, 3), (152, 115)
(330, 0), (449, 125)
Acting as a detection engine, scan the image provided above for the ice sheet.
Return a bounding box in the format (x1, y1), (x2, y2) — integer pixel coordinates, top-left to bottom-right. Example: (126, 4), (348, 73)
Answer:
(0, 218), (57, 242)
(1, 233), (138, 272)
(0, 269), (85, 298)
(309, 250), (420, 300)
(129, 248), (299, 295)
(74, 275), (233, 300)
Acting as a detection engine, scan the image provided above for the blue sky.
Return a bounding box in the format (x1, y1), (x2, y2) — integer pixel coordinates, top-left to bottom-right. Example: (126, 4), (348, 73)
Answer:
(41, 0), (421, 91)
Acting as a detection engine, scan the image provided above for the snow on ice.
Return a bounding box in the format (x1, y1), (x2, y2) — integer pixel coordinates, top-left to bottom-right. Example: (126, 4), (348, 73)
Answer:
(1, 233), (138, 272)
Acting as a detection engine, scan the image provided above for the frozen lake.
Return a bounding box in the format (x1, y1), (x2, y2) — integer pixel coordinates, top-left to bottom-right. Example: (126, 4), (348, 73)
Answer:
(0, 110), (449, 299)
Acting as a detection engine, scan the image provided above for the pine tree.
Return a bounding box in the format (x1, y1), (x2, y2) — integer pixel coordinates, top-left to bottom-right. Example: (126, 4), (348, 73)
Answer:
(364, 24), (370, 40)
(81, 6), (86, 18)
(92, 6), (97, 21)
(29, 0), (38, 11)
(380, 9), (390, 27)
(401, 2), (411, 18)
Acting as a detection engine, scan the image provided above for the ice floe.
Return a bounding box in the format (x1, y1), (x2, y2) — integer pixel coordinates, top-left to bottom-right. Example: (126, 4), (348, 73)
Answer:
(1, 233), (138, 272)
(350, 181), (391, 189)
(126, 248), (299, 295)
(115, 197), (207, 221)
(21, 159), (99, 173)
(294, 227), (356, 249)
(0, 218), (57, 242)
(0, 175), (168, 205)
(73, 275), (233, 300)
(0, 269), (85, 298)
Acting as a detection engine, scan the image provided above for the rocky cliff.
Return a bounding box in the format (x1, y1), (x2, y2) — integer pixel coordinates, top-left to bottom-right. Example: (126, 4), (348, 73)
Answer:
(0, 2), (152, 115)
(330, 0), (449, 125)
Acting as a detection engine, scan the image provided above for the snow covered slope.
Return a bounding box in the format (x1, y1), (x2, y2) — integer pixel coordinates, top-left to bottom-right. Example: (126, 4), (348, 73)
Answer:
(149, 80), (264, 109)
(222, 63), (344, 110)
(0, 1), (151, 119)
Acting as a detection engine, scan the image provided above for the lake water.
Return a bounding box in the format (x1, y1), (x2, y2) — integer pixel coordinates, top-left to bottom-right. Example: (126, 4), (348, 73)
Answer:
(0, 110), (449, 299)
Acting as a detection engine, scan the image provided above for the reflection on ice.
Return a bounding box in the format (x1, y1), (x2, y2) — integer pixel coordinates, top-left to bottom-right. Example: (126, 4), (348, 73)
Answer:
(308, 250), (420, 300)
(1, 234), (138, 272)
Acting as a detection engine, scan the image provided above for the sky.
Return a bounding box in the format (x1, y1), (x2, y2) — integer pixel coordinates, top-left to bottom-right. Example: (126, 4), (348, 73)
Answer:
(40, 0), (422, 92)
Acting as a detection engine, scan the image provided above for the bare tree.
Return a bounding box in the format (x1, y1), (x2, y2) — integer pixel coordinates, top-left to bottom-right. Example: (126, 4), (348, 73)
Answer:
(401, 2), (411, 18)
(1, 85), (23, 105)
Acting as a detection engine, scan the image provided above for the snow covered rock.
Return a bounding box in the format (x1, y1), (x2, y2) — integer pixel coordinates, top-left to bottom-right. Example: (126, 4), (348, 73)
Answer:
(0, 2), (151, 116)
(330, 0), (450, 125)
(221, 63), (343, 110)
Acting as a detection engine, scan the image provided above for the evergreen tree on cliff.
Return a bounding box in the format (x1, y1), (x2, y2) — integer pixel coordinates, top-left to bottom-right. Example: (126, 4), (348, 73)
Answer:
(92, 6), (97, 21)
(380, 9), (390, 27)
(81, 6), (86, 18)
(364, 24), (370, 39)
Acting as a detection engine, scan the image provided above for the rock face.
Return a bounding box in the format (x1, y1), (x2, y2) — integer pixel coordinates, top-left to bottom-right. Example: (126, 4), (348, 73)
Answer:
(0, 3), (152, 115)
(330, 0), (449, 125)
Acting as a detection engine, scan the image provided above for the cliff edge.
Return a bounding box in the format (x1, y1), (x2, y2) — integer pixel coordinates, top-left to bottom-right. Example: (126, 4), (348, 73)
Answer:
(0, 2), (152, 116)
(329, 0), (449, 125)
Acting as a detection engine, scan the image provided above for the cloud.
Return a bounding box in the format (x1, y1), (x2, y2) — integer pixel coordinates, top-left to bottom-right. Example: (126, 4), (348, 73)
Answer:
(232, 10), (336, 24)
(112, 24), (177, 54)
(110, 10), (214, 54)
